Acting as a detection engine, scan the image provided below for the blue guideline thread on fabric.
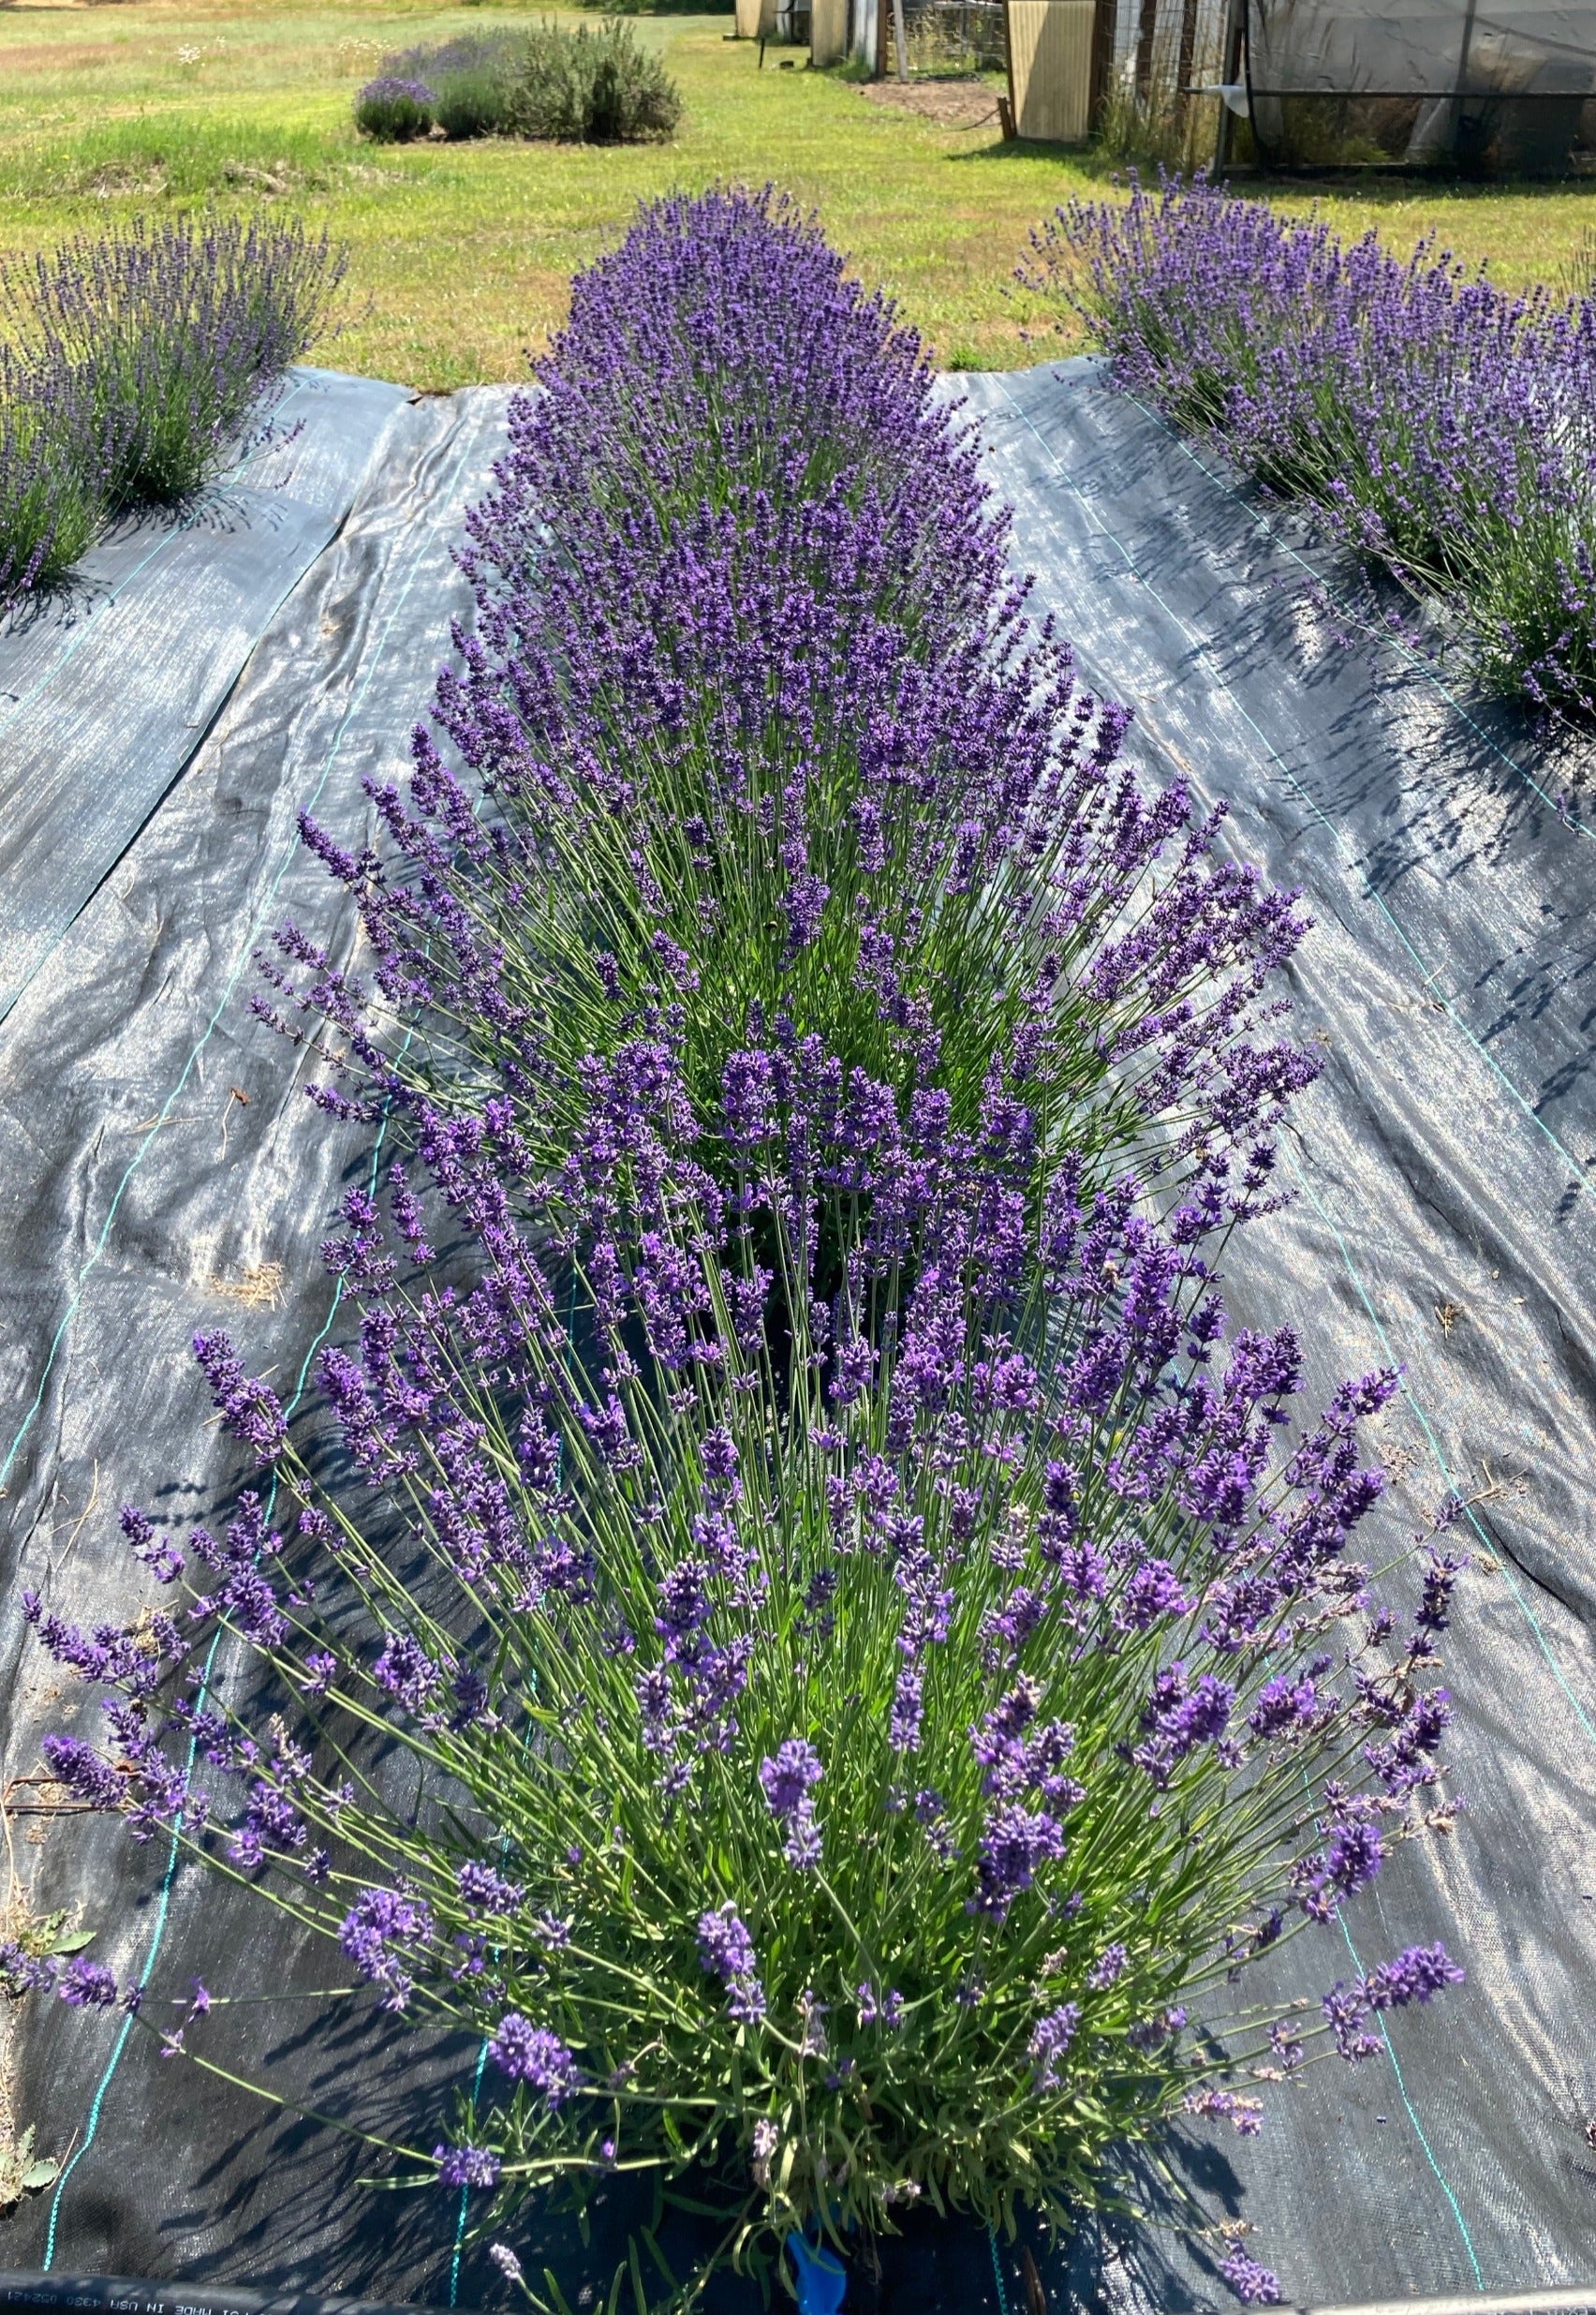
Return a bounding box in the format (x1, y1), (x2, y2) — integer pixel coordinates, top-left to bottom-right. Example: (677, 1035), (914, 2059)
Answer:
(450, 2039), (493, 2306)
(1120, 386), (1596, 847)
(1279, 1142), (1596, 1747)
(1294, 1754), (1486, 2293)
(0, 374), (314, 741)
(30, 408), (490, 2261)
(988, 377), (1596, 1214)
(988, 2222), (1012, 2315)
(0, 406), (485, 1499)
(42, 1095), (397, 2270)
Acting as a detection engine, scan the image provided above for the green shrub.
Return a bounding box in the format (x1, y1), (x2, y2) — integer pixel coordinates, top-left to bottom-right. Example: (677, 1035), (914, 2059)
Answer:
(431, 63), (511, 140)
(514, 20), (683, 141)
(377, 21), (682, 145)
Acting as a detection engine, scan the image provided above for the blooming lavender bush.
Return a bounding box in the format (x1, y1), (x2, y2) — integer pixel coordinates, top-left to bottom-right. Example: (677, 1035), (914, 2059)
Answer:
(0, 213), (343, 615)
(9, 215), (345, 507)
(353, 75), (437, 141)
(266, 191), (1318, 1236)
(18, 193), (1469, 2301)
(1026, 173), (1596, 717)
(26, 1039), (1464, 2280)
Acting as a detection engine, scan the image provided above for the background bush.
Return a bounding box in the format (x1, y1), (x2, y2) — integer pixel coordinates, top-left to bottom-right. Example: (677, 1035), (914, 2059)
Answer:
(362, 22), (682, 146)
(352, 74), (437, 141)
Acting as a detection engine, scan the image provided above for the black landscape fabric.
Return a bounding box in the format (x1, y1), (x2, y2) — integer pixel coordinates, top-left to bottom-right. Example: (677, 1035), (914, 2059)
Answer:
(0, 368), (411, 1025)
(3, 357), (1595, 2312)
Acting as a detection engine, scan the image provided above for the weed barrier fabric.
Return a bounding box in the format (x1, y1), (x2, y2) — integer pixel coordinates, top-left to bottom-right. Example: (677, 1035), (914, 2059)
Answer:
(2, 360), (1595, 2312)
(0, 2277), (453, 2315)
(0, 367), (411, 1025)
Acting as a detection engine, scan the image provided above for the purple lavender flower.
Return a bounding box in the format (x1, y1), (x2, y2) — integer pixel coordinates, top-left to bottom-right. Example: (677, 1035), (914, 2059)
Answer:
(759, 1741), (823, 1818)
(40, 1733), (123, 1811)
(1219, 2246), (1281, 2305)
(971, 1803), (1067, 1920)
(488, 2013), (581, 2106)
(457, 1861), (525, 1914)
(760, 1740), (824, 1869)
(192, 1330), (288, 1461)
(435, 2142), (501, 2189)
(338, 1886), (435, 2012)
(696, 1903), (765, 2025)
(1322, 1980), (1382, 2064)
(1028, 2002), (1081, 2090)
(857, 1981), (905, 2028)
(1362, 1942), (1465, 2011)
(57, 1957), (118, 2009)
(1087, 1942), (1128, 1991)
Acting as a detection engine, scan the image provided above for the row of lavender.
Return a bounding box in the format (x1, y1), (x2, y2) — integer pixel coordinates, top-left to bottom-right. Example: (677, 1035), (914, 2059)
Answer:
(0, 215), (341, 615)
(1032, 173), (1596, 720)
(16, 194), (1465, 2305)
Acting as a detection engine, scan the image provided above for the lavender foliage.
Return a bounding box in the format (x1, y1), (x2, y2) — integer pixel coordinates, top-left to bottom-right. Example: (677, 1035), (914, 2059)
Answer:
(1027, 173), (1596, 717)
(0, 342), (103, 613)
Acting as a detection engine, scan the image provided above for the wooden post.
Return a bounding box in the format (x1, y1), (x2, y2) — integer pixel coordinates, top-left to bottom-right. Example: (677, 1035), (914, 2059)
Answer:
(1087, 0), (1117, 129)
(1213, 0), (1244, 167)
(891, 0), (909, 79)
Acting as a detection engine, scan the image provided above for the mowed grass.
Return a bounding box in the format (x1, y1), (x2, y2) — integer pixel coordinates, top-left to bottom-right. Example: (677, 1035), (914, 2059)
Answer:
(1, 0), (1593, 387)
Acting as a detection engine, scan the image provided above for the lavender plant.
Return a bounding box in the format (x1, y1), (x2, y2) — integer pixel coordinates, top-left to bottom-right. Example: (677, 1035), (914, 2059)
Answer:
(353, 76), (437, 141)
(0, 343), (103, 613)
(1026, 173), (1596, 718)
(15, 191), (1470, 2305)
(465, 190), (1008, 601)
(265, 191), (1317, 1235)
(7, 214), (345, 507)
(22, 1042), (1463, 2292)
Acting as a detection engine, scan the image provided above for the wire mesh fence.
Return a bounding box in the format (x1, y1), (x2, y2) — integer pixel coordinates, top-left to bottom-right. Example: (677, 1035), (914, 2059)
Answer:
(895, 0), (1009, 74)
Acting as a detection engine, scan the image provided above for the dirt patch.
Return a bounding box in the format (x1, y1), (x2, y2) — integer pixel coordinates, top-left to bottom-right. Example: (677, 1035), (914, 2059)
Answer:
(859, 76), (1003, 131)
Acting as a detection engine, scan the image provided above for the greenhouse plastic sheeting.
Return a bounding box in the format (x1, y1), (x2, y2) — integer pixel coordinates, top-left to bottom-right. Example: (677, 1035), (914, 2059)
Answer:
(4, 359), (1596, 2311)
(1245, 0), (1596, 96)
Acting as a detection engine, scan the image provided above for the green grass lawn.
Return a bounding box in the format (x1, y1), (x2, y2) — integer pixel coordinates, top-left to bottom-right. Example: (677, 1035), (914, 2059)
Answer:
(1, 0), (1593, 387)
